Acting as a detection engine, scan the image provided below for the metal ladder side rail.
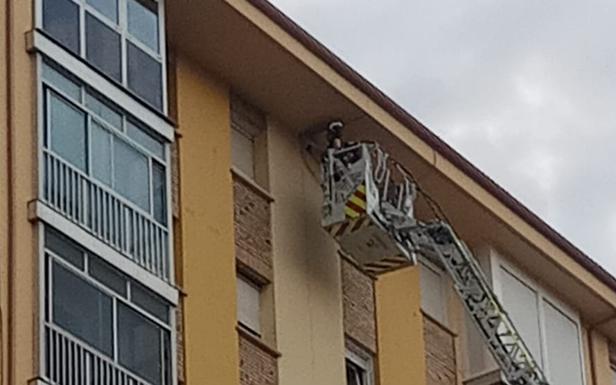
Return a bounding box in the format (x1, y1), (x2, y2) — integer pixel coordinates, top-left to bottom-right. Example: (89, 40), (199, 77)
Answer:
(401, 222), (549, 385)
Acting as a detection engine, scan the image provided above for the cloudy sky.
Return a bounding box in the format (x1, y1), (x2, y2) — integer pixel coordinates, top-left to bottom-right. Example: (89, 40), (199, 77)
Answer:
(270, 0), (616, 275)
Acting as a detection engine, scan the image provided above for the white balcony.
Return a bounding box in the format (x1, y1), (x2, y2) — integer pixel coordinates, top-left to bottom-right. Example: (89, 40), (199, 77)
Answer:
(42, 150), (170, 281)
(45, 324), (155, 385)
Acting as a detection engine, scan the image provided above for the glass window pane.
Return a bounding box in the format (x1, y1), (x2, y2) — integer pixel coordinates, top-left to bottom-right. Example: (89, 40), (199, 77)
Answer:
(118, 303), (165, 385)
(86, 13), (122, 82)
(43, 0), (80, 54)
(114, 138), (150, 211)
(89, 257), (127, 296)
(86, 92), (123, 129)
(87, 0), (118, 23)
(163, 331), (171, 385)
(500, 268), (543, 367)
(127, 0), (159, 52)
(127, 42), (163, 110)
(52, 262), (113, 356)
(127, 121), (165, 159)
(131, 282), (169, 323)
(42, 62), (81, 101)
(49, 93), (87, 171)
(91, 122), (112, 186)
(543, 300), (584, 385)
(45, 227), (84, 270)
(152, 162), (167, 225)
(346, 360), (366, 385)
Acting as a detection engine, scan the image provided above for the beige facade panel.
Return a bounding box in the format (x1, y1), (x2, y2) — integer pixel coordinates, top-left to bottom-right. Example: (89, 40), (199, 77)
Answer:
(589, 330), (615, 385)
(268, 118), (346, 385)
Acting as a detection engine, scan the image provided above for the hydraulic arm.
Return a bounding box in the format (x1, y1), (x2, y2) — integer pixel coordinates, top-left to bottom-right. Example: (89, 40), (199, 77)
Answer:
(320, 131), (549, 385)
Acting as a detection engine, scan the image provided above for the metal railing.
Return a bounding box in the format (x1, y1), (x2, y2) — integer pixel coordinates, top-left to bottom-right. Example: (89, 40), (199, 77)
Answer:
(42, 150), (170, 281)
(44, 324), (152, 385)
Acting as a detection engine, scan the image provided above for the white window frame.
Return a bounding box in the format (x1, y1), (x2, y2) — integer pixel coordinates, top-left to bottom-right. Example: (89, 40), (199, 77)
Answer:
(31, 32), (173, 140)
(345, 348), (374, 385)
(38, 224), (178, 385)
(491, 252), (587, 385)
(40, 57), (170, 224)
(36, 54), (176, 288)
(34, 0), (169, 115)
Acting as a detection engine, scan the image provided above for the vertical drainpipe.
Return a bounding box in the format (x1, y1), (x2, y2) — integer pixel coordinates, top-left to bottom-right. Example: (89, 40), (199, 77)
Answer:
(4, 0), (14, 383)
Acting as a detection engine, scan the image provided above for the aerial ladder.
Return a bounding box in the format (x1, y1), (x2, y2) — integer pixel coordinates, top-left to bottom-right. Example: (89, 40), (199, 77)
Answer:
(318, 122), (549, 385)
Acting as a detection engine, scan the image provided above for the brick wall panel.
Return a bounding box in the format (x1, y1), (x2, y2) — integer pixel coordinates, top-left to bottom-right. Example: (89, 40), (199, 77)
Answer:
(233, 176), (273, 280)
(341, 258), (377, 353)
(424, 316), (457, 385)
(239, 334), (278, 385)
(176, 300), (185, 383)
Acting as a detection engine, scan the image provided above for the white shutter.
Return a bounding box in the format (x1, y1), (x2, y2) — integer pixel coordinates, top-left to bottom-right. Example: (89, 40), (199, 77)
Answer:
(231, 127), (255, 179)
(500, 267), (543, 366)
(419, 262), (447, 324)
(236, 276), (261, 334)
(543, 300), (584, 385)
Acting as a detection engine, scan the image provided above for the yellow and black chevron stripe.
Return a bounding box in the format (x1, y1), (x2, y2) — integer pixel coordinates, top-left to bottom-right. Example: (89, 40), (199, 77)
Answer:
(344, 184), (367, 219)
(362, 256), (412, 275)
(326, 215), (371, 239)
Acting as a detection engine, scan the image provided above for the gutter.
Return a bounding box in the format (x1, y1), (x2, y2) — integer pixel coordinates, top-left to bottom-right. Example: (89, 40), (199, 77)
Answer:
(245, 0), (616, 294)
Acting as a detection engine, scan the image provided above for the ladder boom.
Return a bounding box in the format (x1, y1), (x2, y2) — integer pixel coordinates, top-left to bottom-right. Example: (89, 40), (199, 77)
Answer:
(321, 140), (549, 385)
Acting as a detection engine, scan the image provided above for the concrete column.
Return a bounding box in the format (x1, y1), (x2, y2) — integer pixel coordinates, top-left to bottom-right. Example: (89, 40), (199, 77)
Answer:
(376, 266), (427, 385)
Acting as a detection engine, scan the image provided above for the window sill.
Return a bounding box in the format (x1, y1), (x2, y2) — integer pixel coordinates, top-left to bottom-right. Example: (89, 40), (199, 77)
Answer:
(231, 167), (274, 203)
(237, 259), (271, 286)
(236, 324), (281, 358)
(421, 310), (458, 338)
(462, 369), (506, 385)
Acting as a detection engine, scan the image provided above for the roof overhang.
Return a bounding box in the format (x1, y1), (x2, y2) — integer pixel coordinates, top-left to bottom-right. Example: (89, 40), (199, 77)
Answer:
(168, 0), (616, 338)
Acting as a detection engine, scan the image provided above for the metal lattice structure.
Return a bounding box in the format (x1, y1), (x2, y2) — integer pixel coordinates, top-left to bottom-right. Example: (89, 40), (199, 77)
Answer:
(320, 137), (549, 385)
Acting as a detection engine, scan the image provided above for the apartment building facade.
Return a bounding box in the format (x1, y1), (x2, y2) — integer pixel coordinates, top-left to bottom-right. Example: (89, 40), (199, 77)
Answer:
(0, 1), (615, 385)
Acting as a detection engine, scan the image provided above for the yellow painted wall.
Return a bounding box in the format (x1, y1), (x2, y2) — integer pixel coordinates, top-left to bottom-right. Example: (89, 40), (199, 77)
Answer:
(175, 55), (240, 385)
(376, 266), (427, 385)
(3, 0), (38, 384)
(268, 118), (346, 385)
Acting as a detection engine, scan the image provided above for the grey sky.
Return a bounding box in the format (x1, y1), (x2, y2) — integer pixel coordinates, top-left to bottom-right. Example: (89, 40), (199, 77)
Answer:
(270, 0), (616, 275)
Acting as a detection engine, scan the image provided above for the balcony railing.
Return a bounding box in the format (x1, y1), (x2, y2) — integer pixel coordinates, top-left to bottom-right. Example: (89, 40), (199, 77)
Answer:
(44, 324), (151, 385)
(42, 150), (170, 281)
